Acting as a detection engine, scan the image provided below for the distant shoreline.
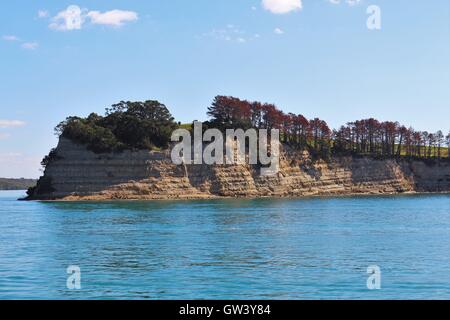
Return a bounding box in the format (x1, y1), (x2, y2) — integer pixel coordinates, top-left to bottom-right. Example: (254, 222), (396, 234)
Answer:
(0, 178), (36, 191)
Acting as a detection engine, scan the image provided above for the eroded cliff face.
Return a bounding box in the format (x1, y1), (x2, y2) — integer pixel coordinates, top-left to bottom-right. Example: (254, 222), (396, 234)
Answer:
(28, 138), (450, 200)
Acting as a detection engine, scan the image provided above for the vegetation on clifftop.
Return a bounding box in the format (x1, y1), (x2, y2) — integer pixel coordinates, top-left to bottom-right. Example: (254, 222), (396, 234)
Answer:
(204, 96), (450, 160)
(27, 96), (449, 198)
(55, 100), (178, 153)
(52, 96), (450, 160)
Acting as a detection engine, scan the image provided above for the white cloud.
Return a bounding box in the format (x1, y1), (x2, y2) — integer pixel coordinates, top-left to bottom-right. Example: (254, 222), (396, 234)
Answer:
(202, 25), (259, 44)
(87, 10), (138, 27)
(49, 5), (138, 31)
(2, 35), (19, 41)
(346, 0), (361, 6)
(274, 27), (284, 34)
(49, 5), (85, 31)
(38, 10), (49, 18)
(262, 0), (302, 14)
(0, 120), (26, 128)
(3, 35), (38, 50)
(329, 0), (362, 5)
(21, 42), (39, 50)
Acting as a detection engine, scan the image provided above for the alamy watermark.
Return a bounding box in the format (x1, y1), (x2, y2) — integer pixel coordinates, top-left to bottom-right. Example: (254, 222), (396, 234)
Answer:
(67, 265), (81, 290)
(367, 5), (382, 30)
(367, 265), (381, 290)
(171, 121), (280, 176)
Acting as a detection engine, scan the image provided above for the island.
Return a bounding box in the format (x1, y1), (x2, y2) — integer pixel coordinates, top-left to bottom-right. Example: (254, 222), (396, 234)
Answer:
(25, 97), (450, 201)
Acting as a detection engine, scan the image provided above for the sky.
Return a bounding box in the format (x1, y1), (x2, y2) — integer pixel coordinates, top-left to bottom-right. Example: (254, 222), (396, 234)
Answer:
(0, 0), (449, 178)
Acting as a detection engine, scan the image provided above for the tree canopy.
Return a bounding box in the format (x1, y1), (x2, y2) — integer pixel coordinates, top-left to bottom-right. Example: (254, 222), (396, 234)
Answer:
(55, 100), (178, 153)
(206, 95), (449, 160)
(54, 96), (449, 160)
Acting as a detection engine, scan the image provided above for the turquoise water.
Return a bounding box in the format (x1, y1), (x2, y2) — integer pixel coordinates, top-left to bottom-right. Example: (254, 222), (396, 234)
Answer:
(0, 190), (449, 300)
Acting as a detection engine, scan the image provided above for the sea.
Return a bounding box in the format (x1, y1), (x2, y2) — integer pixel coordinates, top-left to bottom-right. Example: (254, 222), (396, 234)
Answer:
(0, 190), (449, 300)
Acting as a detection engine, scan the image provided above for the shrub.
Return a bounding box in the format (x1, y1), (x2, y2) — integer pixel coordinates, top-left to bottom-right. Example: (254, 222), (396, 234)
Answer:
(41, 148), (62, 168)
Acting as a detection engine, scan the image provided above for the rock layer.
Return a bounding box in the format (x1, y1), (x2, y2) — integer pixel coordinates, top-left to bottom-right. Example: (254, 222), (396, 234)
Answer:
(30, 138), (450, 200)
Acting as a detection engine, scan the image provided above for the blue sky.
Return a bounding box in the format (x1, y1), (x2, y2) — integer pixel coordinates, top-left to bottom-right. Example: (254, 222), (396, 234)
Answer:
(0, 0), (449, 178)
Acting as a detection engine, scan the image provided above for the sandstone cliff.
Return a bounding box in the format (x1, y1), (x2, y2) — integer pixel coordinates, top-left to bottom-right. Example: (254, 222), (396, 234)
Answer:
(27, 138), (450, 200)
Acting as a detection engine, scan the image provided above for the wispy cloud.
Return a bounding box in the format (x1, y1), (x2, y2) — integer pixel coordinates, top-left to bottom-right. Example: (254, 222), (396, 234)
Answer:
(49, 5), (138, 31)
(2, 35), (20, 41)
(262, 0), (302, 14)
(3, 35), (38, 50)
(0, 120), (26, 128)
(261, 0), (361, 15)
(202, 25), (260, 44)
(87, 10), (138, 27)
(274, 27), (284, 35)
(328, 0), (362, 6)
(21, 42), (39, 50)
(38, 10), (49, 18)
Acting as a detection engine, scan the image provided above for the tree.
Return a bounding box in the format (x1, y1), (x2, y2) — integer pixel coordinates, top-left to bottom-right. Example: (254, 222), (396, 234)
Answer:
(293, 114), (309, 148)
(308, 118), (331, 154)
(397, 126), (408, 157)
(105, 100), (178, 149)
(446, 132), (450, 150)
(436, 130), (444, 159)
(426, 132), (435, 158)
(262, 103), (284, 131)
(55, 100), (178, 153)
(53, 95), (448, 162)
(207, 96), (252, 130)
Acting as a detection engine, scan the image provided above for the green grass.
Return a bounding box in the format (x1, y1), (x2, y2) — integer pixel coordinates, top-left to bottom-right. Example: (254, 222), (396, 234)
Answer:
(398, 146), (449, 158)
(179, 123), (192, 130)
(177, 127), (450, 158)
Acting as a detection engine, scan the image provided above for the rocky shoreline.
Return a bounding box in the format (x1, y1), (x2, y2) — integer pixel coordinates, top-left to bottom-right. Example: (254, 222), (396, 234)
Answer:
(29, 191), (450, 202)
(26, 138), (450, 201)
